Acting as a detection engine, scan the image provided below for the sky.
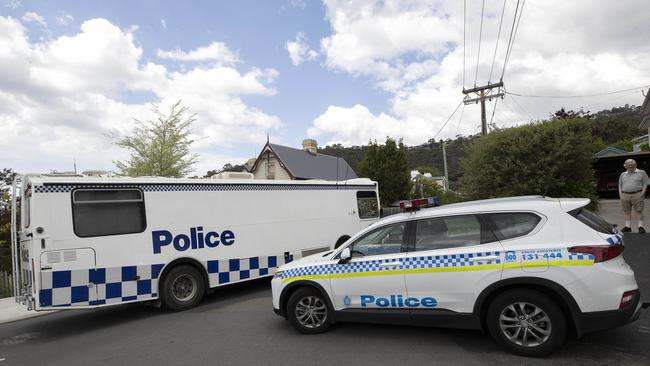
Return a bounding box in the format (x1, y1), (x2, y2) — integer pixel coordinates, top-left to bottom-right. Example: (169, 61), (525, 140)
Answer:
(1, 0), (649, 176)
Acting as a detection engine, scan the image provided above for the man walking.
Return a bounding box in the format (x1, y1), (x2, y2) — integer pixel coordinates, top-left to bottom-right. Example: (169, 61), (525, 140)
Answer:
(619, 159), (650, 233)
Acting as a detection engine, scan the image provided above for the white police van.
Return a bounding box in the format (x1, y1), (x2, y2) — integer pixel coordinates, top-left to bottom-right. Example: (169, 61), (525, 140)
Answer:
(10, 174), (379, 312)
(271, 196), (645, 357)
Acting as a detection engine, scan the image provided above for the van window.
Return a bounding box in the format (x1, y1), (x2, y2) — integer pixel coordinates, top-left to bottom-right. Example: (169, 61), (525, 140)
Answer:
(414, 215), (483, 251)
(72, 189), (146, 237)
(23, 184), (31, 228)
(485, 212), (541, 241)
(357, 191), (379, 219)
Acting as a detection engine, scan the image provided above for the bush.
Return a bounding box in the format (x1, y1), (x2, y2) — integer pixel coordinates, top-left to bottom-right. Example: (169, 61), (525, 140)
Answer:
(461, 118), (599, 207)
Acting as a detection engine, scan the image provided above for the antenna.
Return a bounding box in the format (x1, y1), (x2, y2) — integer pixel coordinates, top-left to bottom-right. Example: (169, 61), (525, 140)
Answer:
(73, 157), (77, 174)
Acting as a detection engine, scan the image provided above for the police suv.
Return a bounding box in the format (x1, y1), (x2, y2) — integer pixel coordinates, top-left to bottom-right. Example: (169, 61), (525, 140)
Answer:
(271, 196), (644, 357)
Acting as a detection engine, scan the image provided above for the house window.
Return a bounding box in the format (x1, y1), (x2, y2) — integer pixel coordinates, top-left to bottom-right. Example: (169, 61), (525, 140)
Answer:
(72, 189), (146, 237)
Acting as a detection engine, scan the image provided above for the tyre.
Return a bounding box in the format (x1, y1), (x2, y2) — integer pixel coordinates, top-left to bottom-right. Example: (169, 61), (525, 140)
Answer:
(287, 287), (332, 334)
(486, 289), (567, 357)
(160, 265), (205, 311)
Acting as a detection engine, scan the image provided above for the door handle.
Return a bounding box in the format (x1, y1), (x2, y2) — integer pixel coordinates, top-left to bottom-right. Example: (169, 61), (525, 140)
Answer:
(41, 266), (52, 271)
(379, 261), (401, 267)
(471, 256), (500, 263)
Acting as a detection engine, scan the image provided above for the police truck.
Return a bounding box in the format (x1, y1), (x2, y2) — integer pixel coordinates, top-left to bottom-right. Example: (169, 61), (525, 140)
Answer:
(10, 173), (379, 312)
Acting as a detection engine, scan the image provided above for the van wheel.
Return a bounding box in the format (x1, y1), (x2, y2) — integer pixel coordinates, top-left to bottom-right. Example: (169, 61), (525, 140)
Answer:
(334, 235), (350, 249)
(160, 265), (205, 311)
(287, 287), (332, 334)
(486, 289), (566, 357)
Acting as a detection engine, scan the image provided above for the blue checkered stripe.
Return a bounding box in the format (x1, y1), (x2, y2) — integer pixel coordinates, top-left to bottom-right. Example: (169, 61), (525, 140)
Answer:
(39, 264), (164, 308)
(567, 253), (595, 261)
(34, 183), (373, 194)
(606, 234), (623, 245)
(205, 253), (294, 286)
(281, 251), (501, 280)
(402, 252), (501, 269)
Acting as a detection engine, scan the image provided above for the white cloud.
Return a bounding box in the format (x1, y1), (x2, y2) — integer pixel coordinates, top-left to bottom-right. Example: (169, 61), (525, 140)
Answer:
(160, 18), (167, 29)
(308, 0), (650, 145)
(21, 12), (47, 27)
(286, 32), (319, 66)
(1, 16), (281, 175)
(5, 0), (21, 9)
(157, 42), (239, 65)
(55, 14), (74, 26)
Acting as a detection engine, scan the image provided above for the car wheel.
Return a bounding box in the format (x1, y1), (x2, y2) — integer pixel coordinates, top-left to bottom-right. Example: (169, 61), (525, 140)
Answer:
(161, 265), (205, 311)
(287, 287), (332, 334)
(486, 289), (566, 357)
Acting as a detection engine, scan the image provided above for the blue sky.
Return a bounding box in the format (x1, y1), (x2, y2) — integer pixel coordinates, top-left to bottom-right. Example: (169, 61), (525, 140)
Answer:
(1, 0), (649, 175)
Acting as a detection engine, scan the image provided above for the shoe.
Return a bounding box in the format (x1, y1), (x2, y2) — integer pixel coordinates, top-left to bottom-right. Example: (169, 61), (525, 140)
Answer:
(621, 226), (632, 233)
(640, 227), (646, 234)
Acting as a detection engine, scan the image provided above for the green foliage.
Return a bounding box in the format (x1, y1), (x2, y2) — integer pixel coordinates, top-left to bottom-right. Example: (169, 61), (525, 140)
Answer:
(410, 175), (444, 199)
(114, 101), (199, 177)
(413, 165), (442, 177)
(589, 105), (644, 144)
(357, 138), (411, 206)
(461, 118), (599, 206)
(0, 168), (17, 272)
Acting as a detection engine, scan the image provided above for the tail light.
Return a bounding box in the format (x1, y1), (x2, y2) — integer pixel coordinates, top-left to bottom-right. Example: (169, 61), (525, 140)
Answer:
(568, 244), (624, 263)
(620, 290), (637, 309)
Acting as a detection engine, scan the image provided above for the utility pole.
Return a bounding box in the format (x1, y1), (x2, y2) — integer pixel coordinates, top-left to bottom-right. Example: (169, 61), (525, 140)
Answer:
(442, 142), (449, 191)
(463, 82), (505, 136)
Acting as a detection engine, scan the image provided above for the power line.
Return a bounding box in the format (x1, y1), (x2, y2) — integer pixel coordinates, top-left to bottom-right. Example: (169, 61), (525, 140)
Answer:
(508, 94), (534, 121)
(488, 0), (507, 84)
(506, 84), (650, 99)
(454, 102), (466, 136)
(433, 99), (464, 140)
(501, 0), (526, 81)
(489, 96), (499, 127)
(473, 0), (486, 87)
(500, 0), (521, 81)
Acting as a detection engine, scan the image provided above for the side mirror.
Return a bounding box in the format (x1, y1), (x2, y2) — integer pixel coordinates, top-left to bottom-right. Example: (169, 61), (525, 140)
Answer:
(338, 247), (351, 264)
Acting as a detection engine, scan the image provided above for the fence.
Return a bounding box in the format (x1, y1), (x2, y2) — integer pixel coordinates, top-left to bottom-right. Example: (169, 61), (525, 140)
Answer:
(0, 271), (13, 298)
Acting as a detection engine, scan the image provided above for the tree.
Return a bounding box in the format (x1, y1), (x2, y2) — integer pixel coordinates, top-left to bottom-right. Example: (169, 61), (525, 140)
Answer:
(461, 117), (599, 207)
(357, 138), (411, 206)
(114, 101), (199, 177)
(0, 168), (17, 272)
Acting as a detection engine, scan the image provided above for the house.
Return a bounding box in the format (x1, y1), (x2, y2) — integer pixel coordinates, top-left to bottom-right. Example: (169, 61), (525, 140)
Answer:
(593, 147), (650, 197)
(410, 170), (448, 192)
(249, 139), (358, 180)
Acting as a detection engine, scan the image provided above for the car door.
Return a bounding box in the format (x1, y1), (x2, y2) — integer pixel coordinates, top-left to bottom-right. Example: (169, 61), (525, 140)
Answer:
(404, 214), (504, 314)
(329, 221), (409, 312)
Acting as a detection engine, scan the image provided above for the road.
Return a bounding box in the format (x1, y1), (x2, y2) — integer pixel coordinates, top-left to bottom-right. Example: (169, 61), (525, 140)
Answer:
(1, 235), (648, 366)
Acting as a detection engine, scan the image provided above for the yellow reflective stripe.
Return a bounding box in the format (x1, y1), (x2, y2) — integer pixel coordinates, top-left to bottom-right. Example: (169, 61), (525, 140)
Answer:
(281, 259), (594, 283)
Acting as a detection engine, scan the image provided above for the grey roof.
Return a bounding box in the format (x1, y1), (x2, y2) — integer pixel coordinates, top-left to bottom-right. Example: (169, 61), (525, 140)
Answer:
(268, 143), (358, 180)
(593, 146), (626, 158)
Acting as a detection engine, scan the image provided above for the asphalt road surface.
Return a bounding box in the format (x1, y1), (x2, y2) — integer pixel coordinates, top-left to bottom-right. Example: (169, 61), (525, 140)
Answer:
(1, 235), (649, 366)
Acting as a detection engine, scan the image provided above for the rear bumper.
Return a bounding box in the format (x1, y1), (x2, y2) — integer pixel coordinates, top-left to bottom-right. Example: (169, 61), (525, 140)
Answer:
(575, 290), (642, 337)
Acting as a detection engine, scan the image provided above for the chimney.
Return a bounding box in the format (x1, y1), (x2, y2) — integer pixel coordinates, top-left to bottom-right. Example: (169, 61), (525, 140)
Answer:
(302, 139), (318, 155)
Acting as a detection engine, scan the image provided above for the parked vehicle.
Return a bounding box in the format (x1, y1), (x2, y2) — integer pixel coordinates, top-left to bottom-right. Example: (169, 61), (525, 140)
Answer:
(271, 196), (643, 357)
(10, 173), (379, 312)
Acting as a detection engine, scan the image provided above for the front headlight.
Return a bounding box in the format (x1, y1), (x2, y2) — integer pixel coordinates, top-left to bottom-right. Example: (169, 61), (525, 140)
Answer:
(273, 270), (283, 278)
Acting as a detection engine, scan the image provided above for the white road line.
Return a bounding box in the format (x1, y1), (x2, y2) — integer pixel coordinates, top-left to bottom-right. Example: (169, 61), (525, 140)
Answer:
(0, 357), (6, 362)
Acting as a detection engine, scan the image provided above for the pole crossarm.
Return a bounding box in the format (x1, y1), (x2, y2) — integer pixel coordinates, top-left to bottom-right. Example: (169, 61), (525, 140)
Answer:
(463, 92), (505, 105)
(462, 81), (504, 95)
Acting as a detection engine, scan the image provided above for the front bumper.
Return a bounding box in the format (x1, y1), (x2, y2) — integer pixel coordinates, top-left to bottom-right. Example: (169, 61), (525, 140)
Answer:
(575, 290), (643, 337)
